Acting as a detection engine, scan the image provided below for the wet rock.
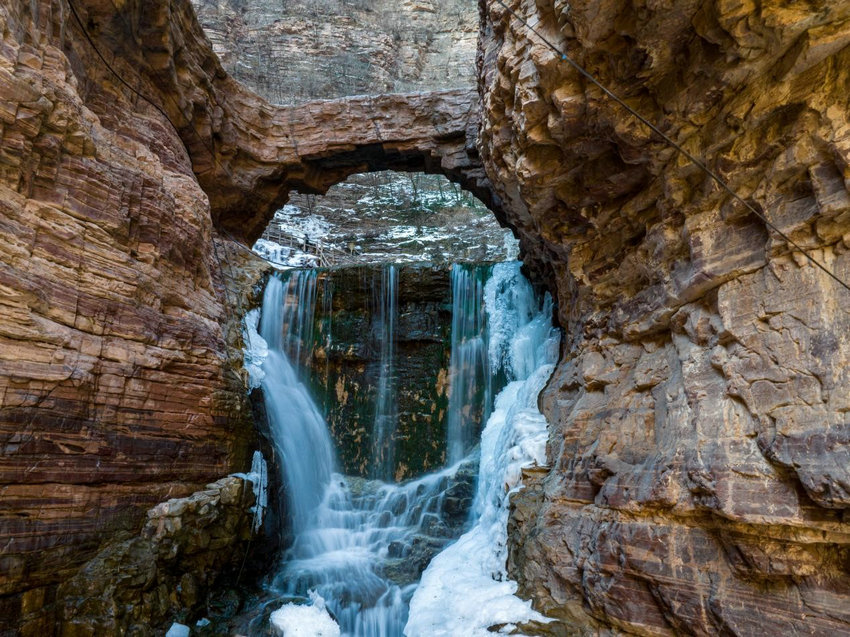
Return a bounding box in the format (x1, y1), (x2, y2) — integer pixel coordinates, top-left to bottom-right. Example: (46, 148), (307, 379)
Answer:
(302, 264), (454, 480)
(478, 0), (850, 633)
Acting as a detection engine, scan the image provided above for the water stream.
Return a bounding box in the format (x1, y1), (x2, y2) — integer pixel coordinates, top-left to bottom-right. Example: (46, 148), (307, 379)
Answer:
(446, 264), (493, 464)
(370, 265), (398, 480)
(254, 262), (558, 636)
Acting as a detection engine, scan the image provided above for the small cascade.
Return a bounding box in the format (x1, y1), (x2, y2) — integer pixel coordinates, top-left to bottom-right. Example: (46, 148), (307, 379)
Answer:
(271, 461), (474, 636)
(259, 273), (335, 536)
(446, 264), (493, 464)
(370, 265), (398, 480)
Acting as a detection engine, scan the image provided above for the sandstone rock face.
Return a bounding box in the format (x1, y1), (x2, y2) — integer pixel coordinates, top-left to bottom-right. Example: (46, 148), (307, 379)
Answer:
(478, 0), (850, 633)
(0, 0), (257, 625)
(0, 0), (498, 630)
(192, 0), (477, 105)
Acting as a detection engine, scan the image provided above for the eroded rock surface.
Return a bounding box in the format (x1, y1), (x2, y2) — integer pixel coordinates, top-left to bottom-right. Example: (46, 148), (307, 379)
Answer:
(0, 0), (497, 631)
(46, 476), (257, 636)
(478, 0), (850, 633)
(192, 0), (477, 105)
(0, 1), (259, 626)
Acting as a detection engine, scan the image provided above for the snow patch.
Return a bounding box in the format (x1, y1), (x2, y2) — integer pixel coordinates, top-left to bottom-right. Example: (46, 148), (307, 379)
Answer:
(165, 623), (190, 637)
(253, 238), (320, 269)
(270, 591), (341, 637)
(242, 308), (268, 390)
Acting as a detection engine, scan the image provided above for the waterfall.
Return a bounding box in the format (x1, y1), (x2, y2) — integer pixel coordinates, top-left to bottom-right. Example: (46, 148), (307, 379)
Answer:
(257, 269), (474, 637)
(446, 264), (492, 464)
(406, 261), (560, 636)
(259, 273), (336, 536)
(255, 262), (558, 637)
(371, 265), (398, 480)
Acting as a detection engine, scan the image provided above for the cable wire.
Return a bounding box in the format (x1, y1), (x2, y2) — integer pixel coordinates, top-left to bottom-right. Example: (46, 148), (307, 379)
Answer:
(493, 0), (850, 293)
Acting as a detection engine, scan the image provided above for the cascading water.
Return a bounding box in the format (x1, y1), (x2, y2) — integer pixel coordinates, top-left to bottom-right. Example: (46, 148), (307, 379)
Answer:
(406, 261), (560, 636)
(254, 261), (558, 636)
(446, 264), (493, 464)
(260, 274), (335, 536)
(257, 270), (473, 637)
(371, 265), (398, 480)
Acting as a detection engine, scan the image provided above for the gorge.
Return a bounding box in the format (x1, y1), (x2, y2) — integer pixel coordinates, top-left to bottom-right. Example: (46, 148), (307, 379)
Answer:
(2, 0), (850, 635)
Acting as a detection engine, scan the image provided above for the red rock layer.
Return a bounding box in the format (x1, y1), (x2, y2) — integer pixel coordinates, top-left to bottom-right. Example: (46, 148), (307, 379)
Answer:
(478, 0), (850, 634)
(0, 0), (498, 628)
(0, 0), (258, 615)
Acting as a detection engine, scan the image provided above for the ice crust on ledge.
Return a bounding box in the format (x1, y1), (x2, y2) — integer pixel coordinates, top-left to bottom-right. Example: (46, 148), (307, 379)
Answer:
(232, 450), (269, 532)
(242, 308), (268, 390)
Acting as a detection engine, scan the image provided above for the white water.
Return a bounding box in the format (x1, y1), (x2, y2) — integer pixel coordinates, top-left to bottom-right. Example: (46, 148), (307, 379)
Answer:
(257, 263), (559, 636)
(260, 274), (335, 536)
(406, 261), (560, 636)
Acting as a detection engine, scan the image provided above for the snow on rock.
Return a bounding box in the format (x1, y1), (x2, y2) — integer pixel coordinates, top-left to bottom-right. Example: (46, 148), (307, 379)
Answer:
(242, 308), (268, 390)
(252, 238), (319, 269)
(270, 591), (341, 637)
(165, 623), (190, 637)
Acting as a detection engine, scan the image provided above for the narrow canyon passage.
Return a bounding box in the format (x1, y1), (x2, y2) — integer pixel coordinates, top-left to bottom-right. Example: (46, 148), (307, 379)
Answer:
(3, 0), (850, 634)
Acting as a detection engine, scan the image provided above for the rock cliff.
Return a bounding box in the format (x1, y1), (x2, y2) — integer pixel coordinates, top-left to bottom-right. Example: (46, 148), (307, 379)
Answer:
(0, 0), (493, 630)
(192, 0), (477, 105)
(0, 1), (257, 625)
(477, 0), (850, 633)
(7, 0), (849, 632)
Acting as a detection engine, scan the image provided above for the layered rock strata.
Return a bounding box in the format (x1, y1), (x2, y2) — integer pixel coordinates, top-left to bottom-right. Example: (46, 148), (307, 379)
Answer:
(0, 0), (499, 630)
(0, 1), (258, 626)
(192, 0), (478, 105)
(478, 0), (850, 633)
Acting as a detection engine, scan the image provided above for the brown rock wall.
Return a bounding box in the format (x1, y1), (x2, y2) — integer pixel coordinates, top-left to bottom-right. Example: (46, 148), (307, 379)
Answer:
(478, 0), (850, 634)
(0, 0), (256, 615)
(0, 0), (499, 629)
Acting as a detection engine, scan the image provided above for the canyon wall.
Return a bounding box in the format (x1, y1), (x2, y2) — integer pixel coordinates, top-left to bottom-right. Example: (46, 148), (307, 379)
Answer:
(0, 0), (492, 630)
(477, 0), (850, 634)
(0, 1), (258, 627)
(191, 0), (477, 105)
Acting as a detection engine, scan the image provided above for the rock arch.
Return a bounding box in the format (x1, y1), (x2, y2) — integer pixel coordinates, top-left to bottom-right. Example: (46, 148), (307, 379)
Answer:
(76, 0), (501, 244)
